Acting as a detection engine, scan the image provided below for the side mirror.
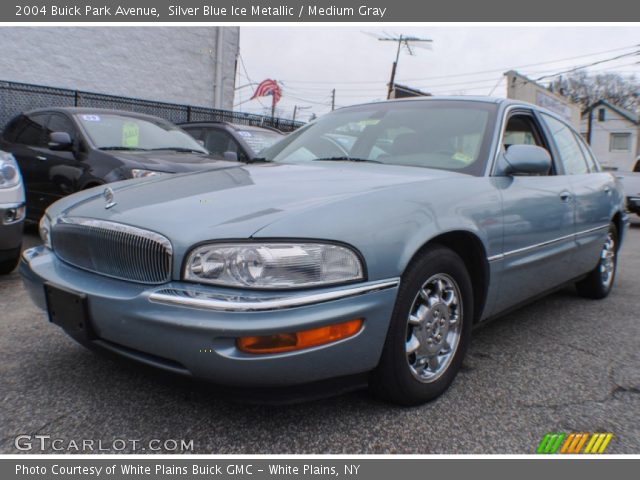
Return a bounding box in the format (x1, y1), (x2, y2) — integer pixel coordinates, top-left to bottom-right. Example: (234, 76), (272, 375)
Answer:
(48, 132), (73, 151)
(223, 151), (238, 162)
(503, 144), (551, 175)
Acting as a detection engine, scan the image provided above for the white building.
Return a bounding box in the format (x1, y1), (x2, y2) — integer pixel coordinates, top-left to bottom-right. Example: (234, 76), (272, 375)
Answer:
(0, 27), (239, 110)
(580, 100), (640, 172)
(505, 70), (581, 128)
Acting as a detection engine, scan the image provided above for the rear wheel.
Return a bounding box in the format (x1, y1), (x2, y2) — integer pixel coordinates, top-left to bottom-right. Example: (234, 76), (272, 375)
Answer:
(575, 223), (618, 299)
(370, 245), (473, 406)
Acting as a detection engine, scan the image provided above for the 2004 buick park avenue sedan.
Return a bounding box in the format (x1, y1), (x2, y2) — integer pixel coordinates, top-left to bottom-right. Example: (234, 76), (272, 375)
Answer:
(21, 98), (629, 405)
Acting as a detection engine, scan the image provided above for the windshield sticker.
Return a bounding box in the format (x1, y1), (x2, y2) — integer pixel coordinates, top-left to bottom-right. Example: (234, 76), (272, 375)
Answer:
(238, 131), (253, 137)
(122, 122), (140, 147)
(81, 114), (101, 122)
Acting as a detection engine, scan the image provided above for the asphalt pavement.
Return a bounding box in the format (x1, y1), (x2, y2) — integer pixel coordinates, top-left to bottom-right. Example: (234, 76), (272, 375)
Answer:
(1, 220), (639, 454)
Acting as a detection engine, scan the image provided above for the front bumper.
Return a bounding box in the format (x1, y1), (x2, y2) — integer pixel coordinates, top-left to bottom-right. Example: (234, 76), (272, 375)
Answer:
(20, 247), (399, 387)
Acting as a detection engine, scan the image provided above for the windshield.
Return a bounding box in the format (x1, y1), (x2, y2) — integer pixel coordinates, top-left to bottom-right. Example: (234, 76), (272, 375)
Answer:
(76, 113), (208, 153)
(236, 128), (283, 154)
(261, 100), (498, 176)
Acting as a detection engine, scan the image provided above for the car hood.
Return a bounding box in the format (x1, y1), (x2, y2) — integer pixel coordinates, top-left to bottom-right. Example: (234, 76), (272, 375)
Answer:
(53, 162), (458, 247)
(109, 149), (227, 172)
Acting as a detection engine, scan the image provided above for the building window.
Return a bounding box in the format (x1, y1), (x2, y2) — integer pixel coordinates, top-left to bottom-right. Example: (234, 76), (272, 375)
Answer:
(598, 108), (606, 122)
(609, 132), (631, 152)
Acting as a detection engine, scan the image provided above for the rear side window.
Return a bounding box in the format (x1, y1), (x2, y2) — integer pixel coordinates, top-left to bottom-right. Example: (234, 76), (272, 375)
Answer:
(542, 114), (590, 175)
(11, 113), (49, 146)
(574, 132), (601, 173)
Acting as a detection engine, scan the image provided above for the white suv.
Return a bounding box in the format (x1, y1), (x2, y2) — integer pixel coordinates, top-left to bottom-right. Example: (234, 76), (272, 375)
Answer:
(0, 150), (25, 274)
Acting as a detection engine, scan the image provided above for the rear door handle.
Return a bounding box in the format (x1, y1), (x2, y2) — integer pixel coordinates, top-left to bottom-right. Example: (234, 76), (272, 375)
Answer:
(36, 155), (47, 161)
(560, 191), (572, 202)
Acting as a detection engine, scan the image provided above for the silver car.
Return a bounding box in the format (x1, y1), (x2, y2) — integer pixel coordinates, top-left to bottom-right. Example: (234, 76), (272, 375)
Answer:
(20, 98), (629, 405)
(0, 150), (25, 274)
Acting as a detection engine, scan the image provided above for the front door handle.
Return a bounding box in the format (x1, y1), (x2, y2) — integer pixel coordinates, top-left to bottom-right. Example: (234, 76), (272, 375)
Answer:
(560, 191), (572, 202)
(36, 155), (47, 161)
(603, 185), (612, 195)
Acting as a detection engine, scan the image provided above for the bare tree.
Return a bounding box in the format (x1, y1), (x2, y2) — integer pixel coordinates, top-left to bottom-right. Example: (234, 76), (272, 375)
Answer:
(549, 70), (640, 113)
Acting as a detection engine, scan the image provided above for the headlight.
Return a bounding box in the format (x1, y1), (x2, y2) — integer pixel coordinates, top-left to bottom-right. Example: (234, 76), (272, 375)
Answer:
(0, 152), (20, 189)
(184, 242), (364, 289)
(131, 168), (165, 179)
(39, 215), (52, 249)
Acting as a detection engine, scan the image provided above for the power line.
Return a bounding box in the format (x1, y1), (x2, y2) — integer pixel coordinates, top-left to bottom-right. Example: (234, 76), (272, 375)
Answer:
(279, 43), (640, 86)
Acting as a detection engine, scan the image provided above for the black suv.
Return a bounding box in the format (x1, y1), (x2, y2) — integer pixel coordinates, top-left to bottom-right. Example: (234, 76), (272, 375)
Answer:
(179, 122), (284, 162)
(0, 108), (236, 221)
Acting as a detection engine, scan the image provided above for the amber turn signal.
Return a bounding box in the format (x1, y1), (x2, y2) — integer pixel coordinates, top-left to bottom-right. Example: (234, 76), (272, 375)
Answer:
(237, 318), (364, 354)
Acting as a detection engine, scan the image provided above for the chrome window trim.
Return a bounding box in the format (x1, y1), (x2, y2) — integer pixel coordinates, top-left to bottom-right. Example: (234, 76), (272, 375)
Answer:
(488, 224), (609, 262)
(57, 217), (173, 254)
(148, 278), (400, 312)
(486, 104), (532, 177)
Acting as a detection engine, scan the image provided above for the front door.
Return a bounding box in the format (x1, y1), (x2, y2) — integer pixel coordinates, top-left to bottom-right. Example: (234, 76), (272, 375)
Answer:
(491, 110), (576, 315)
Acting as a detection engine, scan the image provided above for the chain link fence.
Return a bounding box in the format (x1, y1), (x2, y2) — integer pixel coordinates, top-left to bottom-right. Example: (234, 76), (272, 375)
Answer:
(0, 80), (304, 132)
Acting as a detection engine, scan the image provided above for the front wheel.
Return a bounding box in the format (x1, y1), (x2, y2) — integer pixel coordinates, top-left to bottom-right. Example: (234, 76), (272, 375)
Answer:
(370, 246), (473, 406)
(575, 223), (618, 299)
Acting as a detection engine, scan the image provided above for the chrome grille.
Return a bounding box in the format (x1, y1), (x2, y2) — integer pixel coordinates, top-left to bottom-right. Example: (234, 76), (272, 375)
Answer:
(51, 218), (172, 284)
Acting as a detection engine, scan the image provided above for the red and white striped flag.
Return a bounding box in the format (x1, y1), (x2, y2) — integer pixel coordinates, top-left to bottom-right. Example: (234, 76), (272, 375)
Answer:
(250, 79), (282, 107)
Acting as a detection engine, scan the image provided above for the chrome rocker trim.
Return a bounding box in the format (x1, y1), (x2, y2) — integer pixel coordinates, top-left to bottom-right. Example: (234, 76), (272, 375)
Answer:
(487, 224), (610, 262)
(148, 278), (401, 312)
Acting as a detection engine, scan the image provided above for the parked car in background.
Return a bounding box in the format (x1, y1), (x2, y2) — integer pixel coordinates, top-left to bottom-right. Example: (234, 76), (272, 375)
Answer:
(180, 122), (284, 161)
(616, 171), (640, 216)
(0, 150), (25, 274)
(21, 97), (628, 405)
(0, 108), (238, 222)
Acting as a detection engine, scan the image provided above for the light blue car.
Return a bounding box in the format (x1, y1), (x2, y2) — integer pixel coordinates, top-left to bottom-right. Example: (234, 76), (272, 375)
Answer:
(20, 98), (629, 405)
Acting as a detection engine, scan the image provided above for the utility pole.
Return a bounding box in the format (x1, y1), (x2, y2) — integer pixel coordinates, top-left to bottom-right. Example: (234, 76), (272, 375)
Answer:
(369, 33), (433, 99)
(331, 89), (336, 111)
(292, 105), (310, 122)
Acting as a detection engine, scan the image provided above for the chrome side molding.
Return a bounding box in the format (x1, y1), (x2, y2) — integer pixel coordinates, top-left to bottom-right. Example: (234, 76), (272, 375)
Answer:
(148, 278), (400, 312)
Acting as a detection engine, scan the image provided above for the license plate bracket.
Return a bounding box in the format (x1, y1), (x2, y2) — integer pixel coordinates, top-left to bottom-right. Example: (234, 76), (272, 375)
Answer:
(44, 283), (95, 340)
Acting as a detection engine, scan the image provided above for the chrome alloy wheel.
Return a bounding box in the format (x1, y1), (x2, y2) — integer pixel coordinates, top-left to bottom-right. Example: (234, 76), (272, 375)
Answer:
(600, 232), (616, 289)
(405, 273), (462, 383)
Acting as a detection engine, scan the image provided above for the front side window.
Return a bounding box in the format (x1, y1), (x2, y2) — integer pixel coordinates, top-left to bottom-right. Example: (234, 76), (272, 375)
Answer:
(47, 114), (77, 143)
(260, 100), (498, 176)
(609, 133), (631, 152)
(542, 113), (589, 175)
(75, 113), (207, 153)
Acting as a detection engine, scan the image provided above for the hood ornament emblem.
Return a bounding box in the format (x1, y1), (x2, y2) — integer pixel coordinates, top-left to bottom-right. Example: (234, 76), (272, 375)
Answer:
(103, 187), (117, 209)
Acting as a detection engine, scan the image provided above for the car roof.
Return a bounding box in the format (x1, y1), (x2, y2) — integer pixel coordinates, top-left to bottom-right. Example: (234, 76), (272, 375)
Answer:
(23, 107), (168, 122)
(179, 121), (283, 134)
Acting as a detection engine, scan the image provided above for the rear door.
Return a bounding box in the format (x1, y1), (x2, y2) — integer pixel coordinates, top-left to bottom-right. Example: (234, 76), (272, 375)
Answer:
(539, 113), (613, 276)
(491, 109), (577, 314)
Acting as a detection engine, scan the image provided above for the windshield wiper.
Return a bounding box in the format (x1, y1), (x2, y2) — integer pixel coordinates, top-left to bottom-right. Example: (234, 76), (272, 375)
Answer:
(312, 156), (383, 164)
(99, 146), (149, 151)
(149, 147), (207, 154)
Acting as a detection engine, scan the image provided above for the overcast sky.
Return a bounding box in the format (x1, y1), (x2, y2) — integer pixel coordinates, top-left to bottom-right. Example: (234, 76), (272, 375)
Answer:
(236, 26), (639, 122)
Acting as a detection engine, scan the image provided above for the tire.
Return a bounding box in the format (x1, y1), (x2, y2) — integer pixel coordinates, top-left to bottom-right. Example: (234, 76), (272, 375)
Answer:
(370, 245), (473, 406)
(0, 247), (21, 275)
(575, 223), (618, 299)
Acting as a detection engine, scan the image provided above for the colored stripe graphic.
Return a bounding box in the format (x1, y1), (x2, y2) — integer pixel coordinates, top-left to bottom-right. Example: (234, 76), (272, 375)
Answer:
(537, 433), (565, 454)
(584, 433), (613, 454)
(560, 433), (589, 453)
(539, 433), (613, 454)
